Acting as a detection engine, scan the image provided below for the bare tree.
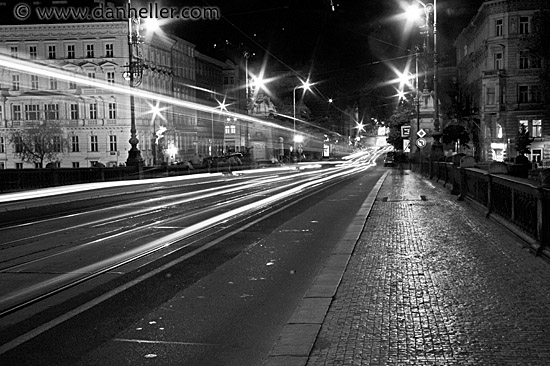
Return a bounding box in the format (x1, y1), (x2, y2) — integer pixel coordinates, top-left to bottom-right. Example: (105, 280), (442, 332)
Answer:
(8, 121), (68, 168)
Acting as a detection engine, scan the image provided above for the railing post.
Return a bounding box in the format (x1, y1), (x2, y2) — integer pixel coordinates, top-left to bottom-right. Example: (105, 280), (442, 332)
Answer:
(486, 173), (493, 217)
(536, 187), (547, 253)
(510, 187), (515, 222)
(451, 164), (460, 195)
(458, 167), (467, 201)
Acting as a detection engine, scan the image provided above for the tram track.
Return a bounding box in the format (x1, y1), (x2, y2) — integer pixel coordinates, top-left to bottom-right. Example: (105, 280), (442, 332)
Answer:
(0, 160), (373, 356)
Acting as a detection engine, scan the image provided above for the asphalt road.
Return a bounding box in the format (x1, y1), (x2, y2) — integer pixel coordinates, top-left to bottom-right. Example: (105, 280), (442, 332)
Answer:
(0, 159), (387, 366)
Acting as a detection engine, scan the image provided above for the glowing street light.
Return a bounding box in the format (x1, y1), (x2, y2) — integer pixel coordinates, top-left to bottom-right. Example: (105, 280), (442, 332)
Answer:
(293, 78), (313, 155)
(123, 0), (145, 168)
(402, 0), (441, 158)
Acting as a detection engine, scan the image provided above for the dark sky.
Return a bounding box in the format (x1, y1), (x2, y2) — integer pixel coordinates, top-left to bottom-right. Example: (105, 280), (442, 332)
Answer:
(172, 0), (485, 93)
(171, 0), (485, 111)
(0, 0), (486, 112)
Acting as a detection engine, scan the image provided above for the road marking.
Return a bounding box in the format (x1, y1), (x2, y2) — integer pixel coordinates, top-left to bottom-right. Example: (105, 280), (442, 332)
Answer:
(114, 338), (218, 346)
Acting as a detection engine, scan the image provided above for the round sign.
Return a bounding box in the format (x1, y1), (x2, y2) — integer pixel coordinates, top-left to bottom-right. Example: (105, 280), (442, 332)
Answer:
(416, 138), (427, 149)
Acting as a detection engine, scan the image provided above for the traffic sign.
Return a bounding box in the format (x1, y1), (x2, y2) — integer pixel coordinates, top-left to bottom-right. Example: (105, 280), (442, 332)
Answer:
(401, 126), (411, 138)
(416, 138), (427, 149)
(403, 139), (410, 153)
(417, 129), (426, 138)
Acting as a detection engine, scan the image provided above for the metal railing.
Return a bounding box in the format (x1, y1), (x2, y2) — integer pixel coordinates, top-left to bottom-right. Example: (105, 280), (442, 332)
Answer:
(416, 160), (550, 254)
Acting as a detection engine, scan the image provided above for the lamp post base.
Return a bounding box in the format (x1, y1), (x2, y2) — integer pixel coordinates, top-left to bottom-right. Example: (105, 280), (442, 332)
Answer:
(126, 147), (144, 178)
(430, 133), (444, 162)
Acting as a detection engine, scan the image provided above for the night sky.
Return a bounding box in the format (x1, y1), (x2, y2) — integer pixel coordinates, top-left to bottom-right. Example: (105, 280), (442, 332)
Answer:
(170, 0), (485, 110)
(1, 0), (486, 114)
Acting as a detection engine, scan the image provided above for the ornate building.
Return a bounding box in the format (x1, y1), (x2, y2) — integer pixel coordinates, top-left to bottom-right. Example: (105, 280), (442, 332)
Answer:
(0, 21), (197, 168)
(454, 0), (550, 163)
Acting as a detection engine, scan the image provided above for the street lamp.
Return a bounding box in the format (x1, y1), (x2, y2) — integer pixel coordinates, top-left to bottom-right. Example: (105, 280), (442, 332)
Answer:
(122, 0), (144, 168)
(293, 79), (313, 155)
(406, 0), (442, 158)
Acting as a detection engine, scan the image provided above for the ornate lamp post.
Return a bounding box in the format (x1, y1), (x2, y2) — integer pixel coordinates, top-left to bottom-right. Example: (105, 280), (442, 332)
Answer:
(122, 0), (144, 168)
(293, 79), (312, 154)
(407, 0), (442, 159)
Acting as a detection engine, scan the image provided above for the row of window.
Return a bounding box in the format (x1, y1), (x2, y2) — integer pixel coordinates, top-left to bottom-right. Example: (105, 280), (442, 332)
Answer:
(0, 135), (118, 154)
(9, 42), (193, 70)
(464, 15), (533, 57)
(10, 72), (116, 91)
(494, 16), (530, 37)
(486, 84), (543, 105)
(2, 103), (117, 121)
(9, 43), (115, 60)
(9, 72), (175, 96)
(492, 51), (541, 70)
(520, 119), (543, 138)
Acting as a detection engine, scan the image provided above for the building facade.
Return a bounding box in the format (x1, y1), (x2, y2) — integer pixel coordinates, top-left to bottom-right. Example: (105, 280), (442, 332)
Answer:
(454, 0), (550, 163)
(0, 21), (199, 168)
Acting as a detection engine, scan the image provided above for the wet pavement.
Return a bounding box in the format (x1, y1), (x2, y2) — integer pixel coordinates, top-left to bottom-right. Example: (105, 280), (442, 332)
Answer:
(265, 169), (550, 366)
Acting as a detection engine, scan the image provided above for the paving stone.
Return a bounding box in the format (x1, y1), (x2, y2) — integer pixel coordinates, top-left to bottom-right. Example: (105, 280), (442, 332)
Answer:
(306, 170), (550, 366)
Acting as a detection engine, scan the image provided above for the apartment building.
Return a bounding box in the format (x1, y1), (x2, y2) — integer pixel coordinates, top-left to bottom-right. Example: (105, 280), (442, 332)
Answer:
(454, 0), (550, 163)
(0, 20), (198, 168)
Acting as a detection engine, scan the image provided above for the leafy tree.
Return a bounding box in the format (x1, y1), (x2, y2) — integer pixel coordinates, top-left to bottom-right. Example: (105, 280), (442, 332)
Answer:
(441, 123), (471, 149)
(386, 101), (414, 151)
(515, 124), (534, 155)
(8, 121), (68, 168)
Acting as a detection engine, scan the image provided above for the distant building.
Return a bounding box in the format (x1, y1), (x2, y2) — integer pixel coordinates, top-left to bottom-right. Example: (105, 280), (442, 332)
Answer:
(454, 0), (550, 162)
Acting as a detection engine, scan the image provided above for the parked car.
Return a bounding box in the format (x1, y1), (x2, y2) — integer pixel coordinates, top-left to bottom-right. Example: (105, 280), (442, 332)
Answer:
(383, 152), (395, 167)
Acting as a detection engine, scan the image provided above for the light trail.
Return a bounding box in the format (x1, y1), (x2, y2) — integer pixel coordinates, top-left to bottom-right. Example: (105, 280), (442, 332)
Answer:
(0, 55), (298, 135)
(0, 158), (375, 311)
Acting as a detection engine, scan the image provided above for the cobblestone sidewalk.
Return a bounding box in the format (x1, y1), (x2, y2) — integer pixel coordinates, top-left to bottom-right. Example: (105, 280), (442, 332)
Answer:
(307, 170), (550, 366)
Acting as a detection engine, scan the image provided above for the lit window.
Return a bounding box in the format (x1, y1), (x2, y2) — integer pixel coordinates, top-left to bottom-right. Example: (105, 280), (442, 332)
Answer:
(532, 120), (542, 137)
(519, 120), (529, 131)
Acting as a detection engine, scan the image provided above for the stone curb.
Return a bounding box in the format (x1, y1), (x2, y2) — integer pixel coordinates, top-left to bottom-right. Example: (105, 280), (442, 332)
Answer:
(263, 170), (391, 366)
